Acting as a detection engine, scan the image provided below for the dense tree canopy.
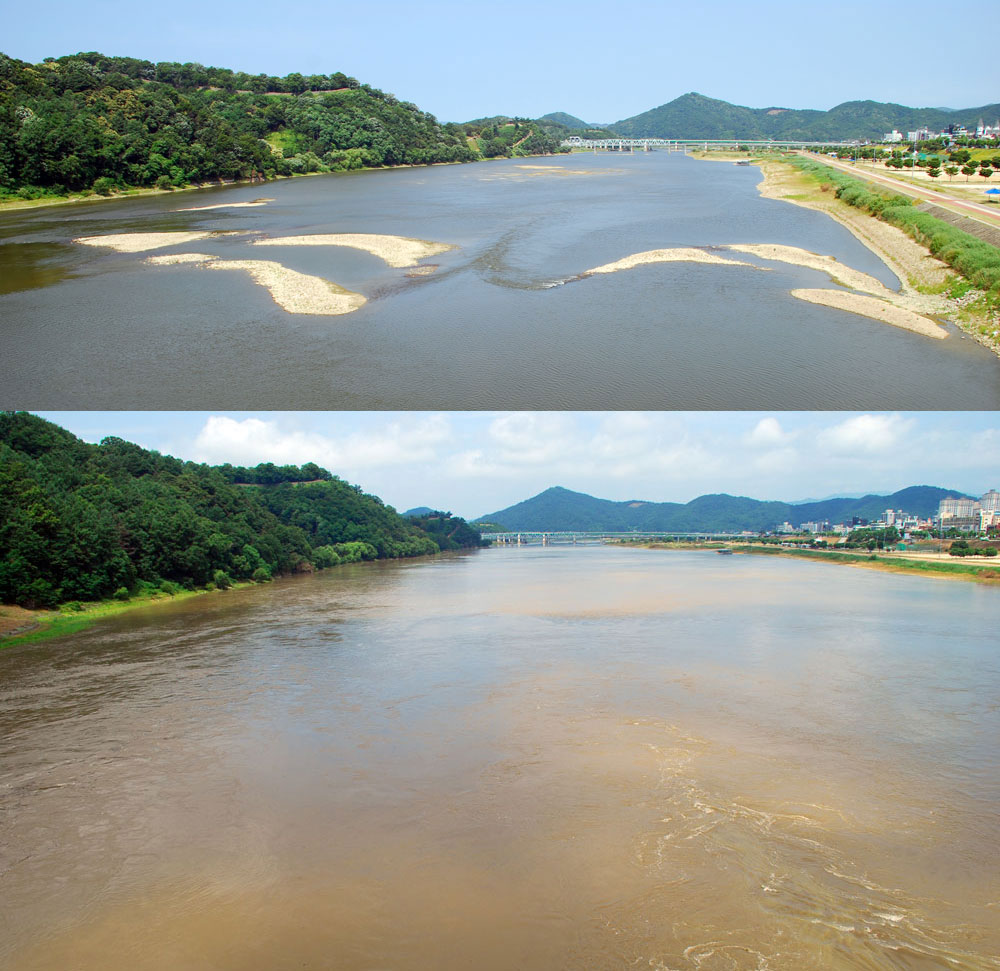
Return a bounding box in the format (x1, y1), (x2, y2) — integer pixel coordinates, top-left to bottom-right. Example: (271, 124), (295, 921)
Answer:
(0, 413), (486, 608)
(0, 51), (563, 200)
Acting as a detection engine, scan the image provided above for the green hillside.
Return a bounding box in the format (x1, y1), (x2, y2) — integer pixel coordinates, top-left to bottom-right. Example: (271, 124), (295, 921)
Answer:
(0, 51), (566, 202)
(612, 92), (1000, 141)
(0, 413), (485, 609)
(476, 485), (971, 533)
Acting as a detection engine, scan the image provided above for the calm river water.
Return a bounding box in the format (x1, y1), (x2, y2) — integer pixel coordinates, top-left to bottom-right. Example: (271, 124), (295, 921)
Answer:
(2, 547), (998, 970)
(2, 154), (999, 409)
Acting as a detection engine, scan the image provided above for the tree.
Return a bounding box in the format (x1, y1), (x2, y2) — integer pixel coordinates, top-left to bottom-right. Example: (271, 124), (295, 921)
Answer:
(928, 167), (941, 179)
(962, 164), (977, 182)
(945, 165), (958, 181)
(980, 167), (993, 181)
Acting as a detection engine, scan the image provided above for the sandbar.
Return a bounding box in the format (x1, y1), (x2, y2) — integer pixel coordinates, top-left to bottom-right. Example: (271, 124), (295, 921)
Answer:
(172, 198), (275, 212)
(791, 289), (947, 338)
(252, 233), (454, 268)
(583, 248), (754, 275)
(74, 231), (242, 253)
(722, 243), (889, 296)
(145, 253), (366, 315)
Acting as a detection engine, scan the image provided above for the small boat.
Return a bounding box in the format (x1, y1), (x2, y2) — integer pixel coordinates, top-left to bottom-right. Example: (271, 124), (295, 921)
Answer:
(715, 548), (734, 555)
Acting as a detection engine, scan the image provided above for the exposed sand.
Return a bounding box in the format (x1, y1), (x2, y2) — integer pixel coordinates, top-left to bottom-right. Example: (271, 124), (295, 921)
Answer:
(583, 248), (755, 275)
(791, 289), (947, 338)
(252, 233), (454, 268)
(145, 253), (366, 315)
(172, 198), (275, 212)
(723, 243), (890, 295)
(74, 231), (242, 253)
(146, 252), (217, 265)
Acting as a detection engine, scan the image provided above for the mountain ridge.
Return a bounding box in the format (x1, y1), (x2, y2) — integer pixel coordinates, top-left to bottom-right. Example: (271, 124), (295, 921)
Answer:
(476, 485), (974, 532)
(607, 92), (1000, 140)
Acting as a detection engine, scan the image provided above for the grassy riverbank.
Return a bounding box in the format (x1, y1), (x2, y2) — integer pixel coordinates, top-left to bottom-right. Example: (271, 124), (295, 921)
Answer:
(0, 583), (251, 648)
(634, 538), (999, 583)
(734, 544), (1000, 582)
(738, 153), (1000, 356)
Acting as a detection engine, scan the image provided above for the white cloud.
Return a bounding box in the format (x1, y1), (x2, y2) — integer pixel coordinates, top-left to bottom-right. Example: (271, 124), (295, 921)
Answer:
(816, 413), (913, 455)
(192, 413), (453, 472)
(745, 416), (794, 448)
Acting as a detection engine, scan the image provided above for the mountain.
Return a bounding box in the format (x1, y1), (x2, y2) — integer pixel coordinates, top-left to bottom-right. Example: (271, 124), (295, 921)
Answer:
(476, 485), (973, 533)
(0, 412), (484, 609)
(403, 506), (434, 517)
(611, 92), (1000, 141)
(539, 112), (591, 129)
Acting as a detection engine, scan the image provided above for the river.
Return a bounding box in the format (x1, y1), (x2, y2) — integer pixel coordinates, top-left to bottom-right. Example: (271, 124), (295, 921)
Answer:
(2, 153), (999, 410)
(2, 547), (998, 970)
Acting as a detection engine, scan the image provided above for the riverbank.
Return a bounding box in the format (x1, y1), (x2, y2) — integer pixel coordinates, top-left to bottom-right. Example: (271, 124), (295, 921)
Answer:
(0, 583), (255, 649)
(749, 155), (1000, 357)
(640, 541), (1000, 583)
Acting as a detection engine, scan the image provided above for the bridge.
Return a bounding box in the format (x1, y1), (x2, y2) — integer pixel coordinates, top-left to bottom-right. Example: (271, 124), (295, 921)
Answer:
(560, 136), (856, 152)
(488, 531), (749, 546)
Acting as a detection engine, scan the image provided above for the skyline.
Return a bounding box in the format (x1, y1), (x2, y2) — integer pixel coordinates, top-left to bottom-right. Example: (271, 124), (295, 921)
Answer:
(33, 411), (1000, 520)
(5, 1), (997, 124)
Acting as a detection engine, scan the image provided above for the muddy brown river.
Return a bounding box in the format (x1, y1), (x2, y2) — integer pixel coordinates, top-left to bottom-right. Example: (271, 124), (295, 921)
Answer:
(1, 547), (998, 970)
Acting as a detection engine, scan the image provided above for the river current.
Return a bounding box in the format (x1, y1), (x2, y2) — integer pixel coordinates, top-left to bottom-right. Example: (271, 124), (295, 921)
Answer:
(2, 547), (998, 970)
(2, 153), (999, 409)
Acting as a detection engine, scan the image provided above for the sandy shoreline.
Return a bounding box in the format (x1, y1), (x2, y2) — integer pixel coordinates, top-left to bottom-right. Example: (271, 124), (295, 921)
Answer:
(745, 158), (1000, 353)
(146, 253), (366, 315)
(252, 233), (454, 268)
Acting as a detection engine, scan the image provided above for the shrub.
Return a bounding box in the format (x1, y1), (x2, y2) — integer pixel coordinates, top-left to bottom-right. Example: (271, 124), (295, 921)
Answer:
(212, 569), (232, 590)
(113, 586), (130, 601)
(251, 566), (272, 582)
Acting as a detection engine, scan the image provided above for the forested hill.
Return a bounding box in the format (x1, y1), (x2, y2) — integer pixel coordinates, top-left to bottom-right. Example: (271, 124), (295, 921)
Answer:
(0, 413), (485, 609)
(612, 92), (1000, 141)
(0, 51), (565, 201)
(477, 485), (971, 533)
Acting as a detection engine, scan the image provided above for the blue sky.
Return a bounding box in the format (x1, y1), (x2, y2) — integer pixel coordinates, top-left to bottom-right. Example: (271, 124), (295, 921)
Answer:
(6, 1), (996, 123)
(34, 412), (1000, 518)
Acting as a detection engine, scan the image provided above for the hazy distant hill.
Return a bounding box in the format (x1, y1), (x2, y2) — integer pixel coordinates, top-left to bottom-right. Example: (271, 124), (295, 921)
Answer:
(476, 485), (972, 533)
(611, 92), (1000, 141)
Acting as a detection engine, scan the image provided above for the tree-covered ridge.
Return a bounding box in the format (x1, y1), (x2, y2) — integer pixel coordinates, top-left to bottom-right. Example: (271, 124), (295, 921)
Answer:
(0, 51), (562, 200)
(0, 413), (485, 609)
(477, 485), (972, 533)
(459, 116), (568, 159)
(612, 92), (1000, 141)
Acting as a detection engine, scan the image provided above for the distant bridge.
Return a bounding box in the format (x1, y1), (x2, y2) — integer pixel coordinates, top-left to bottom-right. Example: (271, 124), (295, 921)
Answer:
(488, 531), (749, 546)
(561, 136), (856, 152)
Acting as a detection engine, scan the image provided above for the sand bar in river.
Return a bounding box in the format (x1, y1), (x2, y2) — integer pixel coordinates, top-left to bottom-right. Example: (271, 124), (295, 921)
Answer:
(584, 248), (755, 275)
(252, 233), (454, 268)
(722, 243), (890, 296)
(792, 289), (947, 338)
(74, 231), (243, 252)
(172, 198), (275, 212)
(146, 254), (366, 315)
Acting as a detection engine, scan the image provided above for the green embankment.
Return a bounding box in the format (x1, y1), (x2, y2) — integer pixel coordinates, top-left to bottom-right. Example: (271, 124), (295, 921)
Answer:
(785, 157), (1000, 297)
(734, 544), (1000, 582)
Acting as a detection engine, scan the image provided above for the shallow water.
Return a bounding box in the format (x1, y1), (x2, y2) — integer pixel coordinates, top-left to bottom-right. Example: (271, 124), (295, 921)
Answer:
(2, 154), (998, 409)
(2, 547), (998, 970)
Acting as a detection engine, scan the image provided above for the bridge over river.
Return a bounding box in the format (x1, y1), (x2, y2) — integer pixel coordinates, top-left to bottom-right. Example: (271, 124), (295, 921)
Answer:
(561, 137), (855, 152)
(489, 531), (750, 546)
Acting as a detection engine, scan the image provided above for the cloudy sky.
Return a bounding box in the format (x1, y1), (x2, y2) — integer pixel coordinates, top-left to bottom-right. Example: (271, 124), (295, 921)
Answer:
(6, 1), (992, 123)
(35, 412), (1000, 519)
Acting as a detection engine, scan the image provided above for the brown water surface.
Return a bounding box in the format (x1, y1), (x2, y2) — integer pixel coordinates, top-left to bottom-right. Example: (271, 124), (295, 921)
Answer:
(1, 548), (998, 969)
